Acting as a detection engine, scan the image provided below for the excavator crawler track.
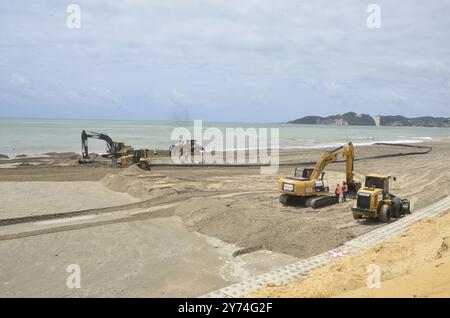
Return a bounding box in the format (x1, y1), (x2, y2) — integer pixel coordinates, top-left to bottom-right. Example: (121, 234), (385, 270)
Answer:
(305, 195), (338, 209)
(279, 194), (306, 206)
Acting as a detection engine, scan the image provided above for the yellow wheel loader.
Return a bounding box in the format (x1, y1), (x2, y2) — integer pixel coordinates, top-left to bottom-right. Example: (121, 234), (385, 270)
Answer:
(115, 149), (151, 171)
(352, 174), (410, 222)
(278, 142), (361, 209)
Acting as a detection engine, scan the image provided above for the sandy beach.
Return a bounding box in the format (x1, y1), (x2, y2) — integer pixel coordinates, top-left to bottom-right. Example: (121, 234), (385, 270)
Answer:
(0, 141), (449, 297)
(250, 210), (450, 298)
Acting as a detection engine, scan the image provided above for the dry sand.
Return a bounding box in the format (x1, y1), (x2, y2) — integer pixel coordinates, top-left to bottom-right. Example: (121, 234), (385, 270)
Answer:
(0, 182), (139, 219)
(0, 141), (449, 296)
(250, 210), (450, 298)
(1, 142), (450, 258)
(0, 216), (297, 297)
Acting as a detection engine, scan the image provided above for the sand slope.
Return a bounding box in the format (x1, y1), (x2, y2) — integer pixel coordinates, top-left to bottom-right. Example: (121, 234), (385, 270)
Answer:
(250, 211), (450, 298)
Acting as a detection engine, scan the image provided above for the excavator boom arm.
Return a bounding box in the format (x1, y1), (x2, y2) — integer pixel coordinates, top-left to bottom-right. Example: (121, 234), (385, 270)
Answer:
(81, 130), (115, 158)
(309, 145), (342, 180)
(309, 142), (356, 186)
(342, 142), (356, 185)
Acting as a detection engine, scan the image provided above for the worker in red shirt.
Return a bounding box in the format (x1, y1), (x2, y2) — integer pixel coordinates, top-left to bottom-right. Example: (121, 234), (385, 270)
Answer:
(342, 181), (349, 202)
(335, 184), (342, 203)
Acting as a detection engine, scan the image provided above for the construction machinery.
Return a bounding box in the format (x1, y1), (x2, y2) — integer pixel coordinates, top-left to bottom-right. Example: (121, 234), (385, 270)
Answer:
(81, 130), (134, 159)
(115, 149), (151, 171)
(80, 130), (151, 170)
(278, 142), (361, 209)
(352, 173), (410, 222)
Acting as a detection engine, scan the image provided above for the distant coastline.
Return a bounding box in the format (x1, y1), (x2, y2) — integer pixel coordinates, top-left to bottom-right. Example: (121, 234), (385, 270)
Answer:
(288, 112), (450, 128)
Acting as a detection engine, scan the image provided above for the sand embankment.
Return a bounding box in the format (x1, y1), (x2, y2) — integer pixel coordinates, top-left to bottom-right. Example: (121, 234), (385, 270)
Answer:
(250, 210), (450, 298)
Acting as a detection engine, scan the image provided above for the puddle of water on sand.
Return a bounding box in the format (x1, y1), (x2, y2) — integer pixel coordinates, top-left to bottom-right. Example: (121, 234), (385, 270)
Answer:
(35, 214), (97, 226)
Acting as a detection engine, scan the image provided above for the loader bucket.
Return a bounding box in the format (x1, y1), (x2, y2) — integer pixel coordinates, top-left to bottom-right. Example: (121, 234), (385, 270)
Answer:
(401, 199), (411, 214)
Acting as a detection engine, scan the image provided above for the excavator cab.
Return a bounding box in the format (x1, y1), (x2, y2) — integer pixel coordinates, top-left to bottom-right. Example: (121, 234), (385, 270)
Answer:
(111, 141), (125, 153)
(294, 167), (314, 180)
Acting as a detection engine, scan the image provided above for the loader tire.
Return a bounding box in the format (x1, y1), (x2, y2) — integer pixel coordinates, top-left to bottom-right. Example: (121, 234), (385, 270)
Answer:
(379, 204), (391, 223)
(392, 205), (401, 218)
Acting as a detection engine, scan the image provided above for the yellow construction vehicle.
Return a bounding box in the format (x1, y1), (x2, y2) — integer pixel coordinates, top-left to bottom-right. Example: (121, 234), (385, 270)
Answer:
(352, 173), (410, 222)
(81, 130), (134, 159)
(80, 130), (150, 170)
(116, 149), (151, 171)
(278, 142), (361, 209)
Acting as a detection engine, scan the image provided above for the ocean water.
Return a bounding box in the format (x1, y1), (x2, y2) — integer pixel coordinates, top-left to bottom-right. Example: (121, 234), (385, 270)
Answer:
(0, 118), (449, 157)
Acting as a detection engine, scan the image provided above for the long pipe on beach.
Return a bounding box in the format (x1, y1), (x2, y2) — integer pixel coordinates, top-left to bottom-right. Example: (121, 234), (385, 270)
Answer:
(147, 143), (433, 168)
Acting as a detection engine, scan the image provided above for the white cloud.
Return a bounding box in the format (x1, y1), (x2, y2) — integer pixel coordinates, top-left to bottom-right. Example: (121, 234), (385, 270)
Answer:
(10, 73), (29, 86)
(1, 0), (449, 120)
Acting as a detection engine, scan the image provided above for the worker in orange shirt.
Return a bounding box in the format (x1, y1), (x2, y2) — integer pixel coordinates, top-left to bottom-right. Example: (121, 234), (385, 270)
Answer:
(335, 184), (342, 203)
(342, 181), (349, 202)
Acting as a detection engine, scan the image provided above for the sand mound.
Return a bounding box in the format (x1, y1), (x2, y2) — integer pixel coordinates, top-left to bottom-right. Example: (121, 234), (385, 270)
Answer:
(250, 211), (450, 298)
(174, 196), (354, 258)
(101, 166), (205, 200)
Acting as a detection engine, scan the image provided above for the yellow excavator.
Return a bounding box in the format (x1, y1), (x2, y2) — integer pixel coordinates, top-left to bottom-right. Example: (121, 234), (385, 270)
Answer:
(79, 130), (151, 170)
(278, 142), (361, 209)
(81, 130), (134, 159)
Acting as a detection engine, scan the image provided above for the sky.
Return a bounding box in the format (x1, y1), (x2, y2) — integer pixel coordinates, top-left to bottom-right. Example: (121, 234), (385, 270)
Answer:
(0, 0), (449, 122)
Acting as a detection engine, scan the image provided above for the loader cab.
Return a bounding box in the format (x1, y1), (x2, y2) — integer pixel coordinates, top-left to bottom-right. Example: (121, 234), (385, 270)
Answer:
(117, 149), (150, 170)
(364, 173), (395, 194)
(353, 174), (407, 222)
(133, 149), (149, 162)
(133, 149), (144, 162)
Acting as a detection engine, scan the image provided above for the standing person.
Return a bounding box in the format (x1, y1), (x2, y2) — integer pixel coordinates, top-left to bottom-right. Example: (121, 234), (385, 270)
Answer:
(335, 184), (342, 203)
(342, 181), (348, 202)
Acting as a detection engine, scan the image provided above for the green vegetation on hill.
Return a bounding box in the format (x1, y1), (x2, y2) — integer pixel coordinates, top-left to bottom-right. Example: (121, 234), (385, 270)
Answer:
(288, 113), (450, 127)
(288, 112), (375, 126)
(380, 116), (450, 127)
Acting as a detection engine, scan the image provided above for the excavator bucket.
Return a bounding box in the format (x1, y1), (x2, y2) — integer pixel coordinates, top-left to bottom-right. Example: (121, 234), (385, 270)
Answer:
(347, 182), (361, 199)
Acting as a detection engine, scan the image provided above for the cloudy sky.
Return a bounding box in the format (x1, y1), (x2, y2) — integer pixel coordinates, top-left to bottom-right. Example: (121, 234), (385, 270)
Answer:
(1, 0), (449, 122)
